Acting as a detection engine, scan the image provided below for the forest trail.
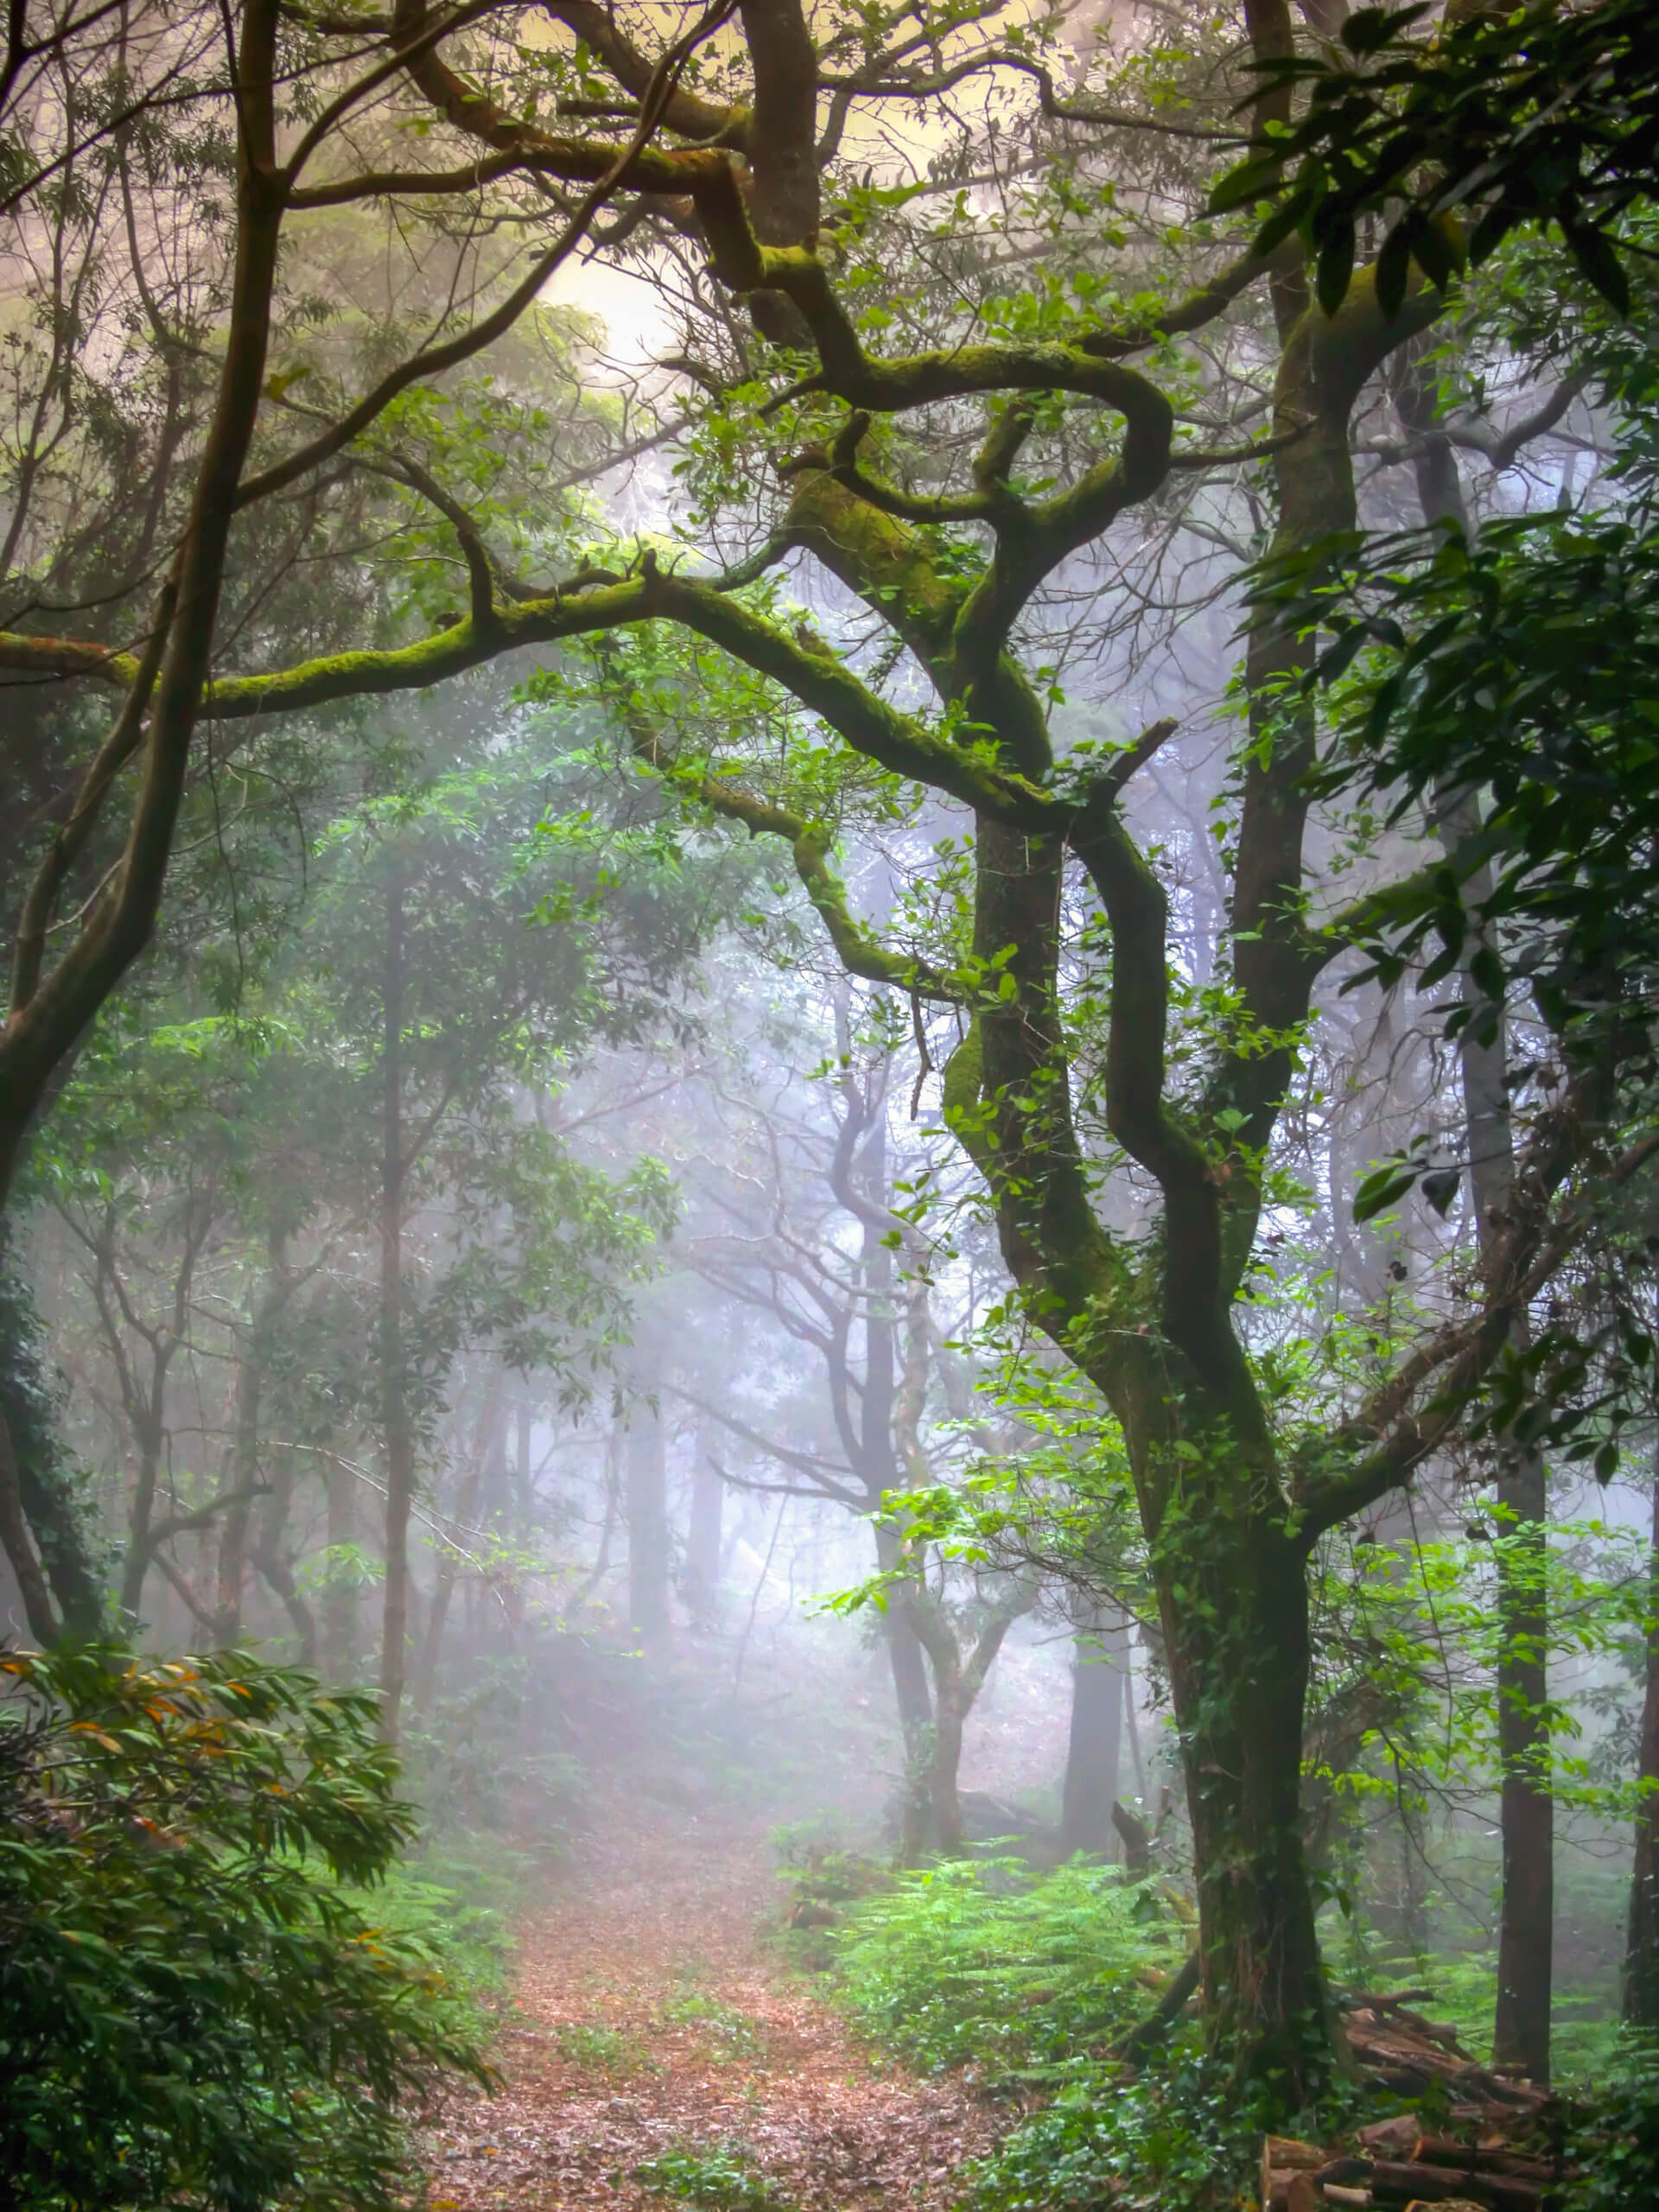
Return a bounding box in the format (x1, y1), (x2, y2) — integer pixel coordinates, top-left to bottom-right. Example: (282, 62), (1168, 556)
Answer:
(425, 1800), (1001, 2212)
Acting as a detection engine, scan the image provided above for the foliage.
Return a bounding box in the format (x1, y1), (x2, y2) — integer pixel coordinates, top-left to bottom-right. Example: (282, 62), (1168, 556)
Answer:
(835, 1857), (1191, 2089)
(556, 2021), (660, 2075)
(659, 1986), (766, 2062)
(632, 2140), (793, 2212)
(1562, 2032), (1659, 2212)
(0, 1643), (492, 2212)
(1218, 0), (1659, 317)
(964, 2046), (1352, 2212)
(1284, 500), (1659, 1047)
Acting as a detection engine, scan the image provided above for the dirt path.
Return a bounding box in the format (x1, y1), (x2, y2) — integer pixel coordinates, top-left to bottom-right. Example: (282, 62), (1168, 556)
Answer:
(426, 1804), (1001, 2212)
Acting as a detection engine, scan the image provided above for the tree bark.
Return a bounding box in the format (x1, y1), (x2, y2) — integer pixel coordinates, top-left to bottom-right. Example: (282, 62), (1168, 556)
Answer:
(1624, 1460), (1659, 2029)
(1135, 1464), (1327, 2089)
(1063, 1606), (1128, 1856)
(378, 863), (415, 1741)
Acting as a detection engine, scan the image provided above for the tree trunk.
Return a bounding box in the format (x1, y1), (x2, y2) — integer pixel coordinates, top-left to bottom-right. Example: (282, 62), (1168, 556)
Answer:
(251, 1452), (317, 1663)
(0, 1402), (59, 1644)
(321, 1452), (359, 1678)
(118, 1409), (167, 1622)
(414, 1380), (502, 1713)
(874, 1516), (934, 1857)
(1157, 1503), (1329, 2093)
(211, 1239), (291, 1646)
(684, 1430), (723, 1618)
(1493, 1445), (1552, 2082)
(0, 1241), (103, 1639)
(1063, 1606), (1128, 1856)
(513, 1395), (532, 1540)
(211, 1338), (263, 1645)
(625, 1389), (670, 1643)
(378, 863), (415, 1740)
(930, 1659), (968, 1854)
(1396, 322), (1555, 2086)
(1624, 1462), (1659, 2029)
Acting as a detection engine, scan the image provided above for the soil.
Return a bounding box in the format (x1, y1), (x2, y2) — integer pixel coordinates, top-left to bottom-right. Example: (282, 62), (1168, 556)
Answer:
(424, 1798), (1004, 2212)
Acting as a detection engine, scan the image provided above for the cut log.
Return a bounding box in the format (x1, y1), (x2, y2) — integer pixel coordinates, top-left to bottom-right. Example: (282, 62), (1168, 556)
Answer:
(1369, 2160), (1543, 2212)
(1357, 2120), (1424, 2156)
(1268, 2139), (1328, 2171)
(1261, 2134), (1326, 2212)
(1411, 2142), (1554, 2183)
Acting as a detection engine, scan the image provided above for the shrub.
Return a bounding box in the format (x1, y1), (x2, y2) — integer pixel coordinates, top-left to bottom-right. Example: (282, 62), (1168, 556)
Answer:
(964, 2050), (1280, 2212)
(1564, 2033), (1659, 2212)
(836, 1855), (1191, 2088)
(0, 1643), (492, 2211)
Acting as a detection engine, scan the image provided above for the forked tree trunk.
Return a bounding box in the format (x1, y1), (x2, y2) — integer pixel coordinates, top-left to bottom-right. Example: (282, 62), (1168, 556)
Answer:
(1062, 1607), (1127, 1857)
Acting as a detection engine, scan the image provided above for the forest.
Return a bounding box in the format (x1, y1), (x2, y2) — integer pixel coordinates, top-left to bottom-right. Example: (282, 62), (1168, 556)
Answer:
(3, 0), (1658, 2206)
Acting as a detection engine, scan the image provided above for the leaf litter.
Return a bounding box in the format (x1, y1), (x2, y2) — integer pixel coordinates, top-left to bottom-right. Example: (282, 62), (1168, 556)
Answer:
(423, 1796), (1003, 2212)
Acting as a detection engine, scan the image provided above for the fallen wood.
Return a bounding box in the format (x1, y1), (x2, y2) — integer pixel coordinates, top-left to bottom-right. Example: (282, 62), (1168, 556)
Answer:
(1261, 2133), (1326, 2212)
(1112, 1945), (1200, 2065)
(1412, 2141), (1554, 2183)
(1356, 2119), (1421, 2155)
(1368, 2158), (1544, 2212)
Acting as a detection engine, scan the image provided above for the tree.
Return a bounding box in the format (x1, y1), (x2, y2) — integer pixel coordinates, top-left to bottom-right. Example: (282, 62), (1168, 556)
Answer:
(684, 1015), (1035, 1856)
(257, 734), (705, 1731)
(3, 0), (1644, 2089)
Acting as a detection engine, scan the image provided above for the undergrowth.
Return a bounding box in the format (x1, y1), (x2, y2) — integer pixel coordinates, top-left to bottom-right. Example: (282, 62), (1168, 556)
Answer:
(835, 1856), (1191, 2089)
(826, 1854), (1386, 2212)
(556, 2021), (659, 2075)
(660, 1986), (766, 2062)
(633, 2139), (793, 2212)
(1562, 2032), (1659, 2212)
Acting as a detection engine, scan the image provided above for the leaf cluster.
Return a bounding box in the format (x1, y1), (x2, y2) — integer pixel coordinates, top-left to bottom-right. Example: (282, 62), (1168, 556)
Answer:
(0, 1643), (492, 2211)
(1214, 1), (1659, 318)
